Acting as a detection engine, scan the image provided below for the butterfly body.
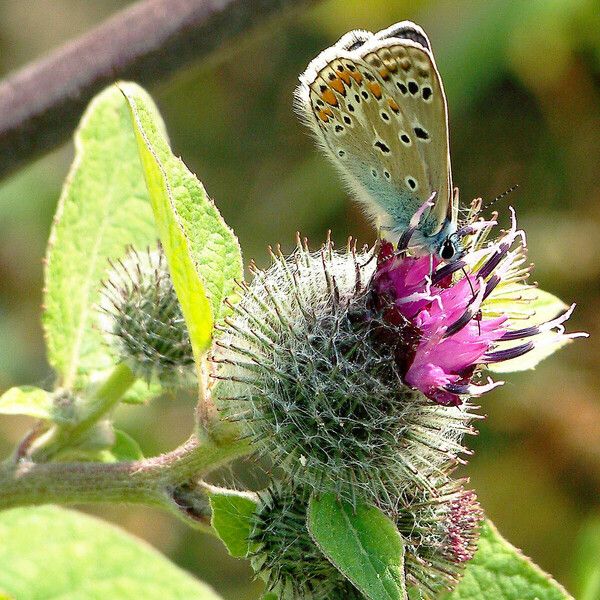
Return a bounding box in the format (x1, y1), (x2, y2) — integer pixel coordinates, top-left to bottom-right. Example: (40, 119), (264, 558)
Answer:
(296, 21), (461, 259)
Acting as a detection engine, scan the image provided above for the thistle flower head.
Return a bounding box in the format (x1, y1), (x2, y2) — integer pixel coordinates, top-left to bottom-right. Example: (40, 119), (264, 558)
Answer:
(99, 245), (194, 382)
(213, 239), (476, 504)
(372, 209), (584, 405)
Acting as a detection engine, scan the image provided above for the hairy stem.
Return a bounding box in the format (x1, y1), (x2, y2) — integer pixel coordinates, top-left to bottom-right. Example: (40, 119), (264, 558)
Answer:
(0, 0), (319, 180)
(29, 363), (137, 462)
(69, 363), (137, 441)
(0, 434), (252, 529)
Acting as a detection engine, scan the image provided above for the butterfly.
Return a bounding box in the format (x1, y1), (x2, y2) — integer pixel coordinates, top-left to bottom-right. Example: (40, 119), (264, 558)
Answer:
(295, 21), (463, 261)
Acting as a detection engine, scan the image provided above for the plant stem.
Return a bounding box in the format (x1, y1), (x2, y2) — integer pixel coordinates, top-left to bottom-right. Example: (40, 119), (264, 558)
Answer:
(29, 363), (137, 462)
(69, 363), (136, 441)
(0, 434), (252, 530)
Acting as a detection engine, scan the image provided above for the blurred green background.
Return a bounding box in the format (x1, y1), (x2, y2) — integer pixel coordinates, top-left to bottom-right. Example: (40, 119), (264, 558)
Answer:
(0, 0), (599, 597)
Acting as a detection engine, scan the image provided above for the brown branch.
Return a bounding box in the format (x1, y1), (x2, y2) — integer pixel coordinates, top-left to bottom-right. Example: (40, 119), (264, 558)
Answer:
(0, 0), (318, 180)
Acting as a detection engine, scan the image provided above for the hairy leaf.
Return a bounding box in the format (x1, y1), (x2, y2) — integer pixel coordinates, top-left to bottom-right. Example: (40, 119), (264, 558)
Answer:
(0, 386), (52, 419)
(446, 520), (573, 599)
(308, 493), (406, 600)
(43, 85), (159, 389)
(120, 82), (243, 360)
(209, 488), (258, 558)
(0, 506), (222, 599)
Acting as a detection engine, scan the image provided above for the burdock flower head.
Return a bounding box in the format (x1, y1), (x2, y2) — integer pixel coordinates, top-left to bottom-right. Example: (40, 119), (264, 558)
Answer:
(213, 209), (582, 506)
(213, 237), (477, 505)
(249, 478), (483, 599)
(212, 206), (583, 598)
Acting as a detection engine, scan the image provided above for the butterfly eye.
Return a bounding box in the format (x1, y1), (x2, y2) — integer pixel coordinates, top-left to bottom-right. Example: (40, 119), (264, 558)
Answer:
(440, 239), (456, 261)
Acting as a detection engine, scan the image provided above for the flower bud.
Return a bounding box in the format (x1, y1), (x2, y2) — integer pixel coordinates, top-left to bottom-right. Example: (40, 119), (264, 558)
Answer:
(249, 484), (361, 599)
(249, 479), (482, 599)
(99, 246), (194, 382)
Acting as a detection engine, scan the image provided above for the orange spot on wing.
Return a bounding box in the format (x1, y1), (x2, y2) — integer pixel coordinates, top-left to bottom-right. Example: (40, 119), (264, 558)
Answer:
(368, 82), (382, 99)
(330, 78), (346, 94)
(321, 89), (338, 106)
(387, 99), (400, 113)
(379, 68), (390, 80)
(350, 71), (363, 85)
(338, 70), (351, 85)
(317, 107), (334, 122)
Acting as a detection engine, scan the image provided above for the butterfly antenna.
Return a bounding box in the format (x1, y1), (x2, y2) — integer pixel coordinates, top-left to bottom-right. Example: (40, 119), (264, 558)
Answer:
(461, 266), (481, 336)
(481, 184), (519, 213)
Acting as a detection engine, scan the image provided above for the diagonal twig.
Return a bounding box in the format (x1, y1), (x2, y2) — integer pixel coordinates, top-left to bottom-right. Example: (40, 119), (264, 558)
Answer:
(0, 0), (318, 181)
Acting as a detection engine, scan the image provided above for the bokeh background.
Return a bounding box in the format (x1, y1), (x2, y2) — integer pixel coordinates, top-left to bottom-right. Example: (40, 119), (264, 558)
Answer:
(0, 0), (599, 597)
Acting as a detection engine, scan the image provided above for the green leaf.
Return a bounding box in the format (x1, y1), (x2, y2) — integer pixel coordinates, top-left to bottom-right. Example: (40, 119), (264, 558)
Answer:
(571, 517), (600, 600)
(209, 488), (258, 558)
(43, 85), (159, 390)
(488, 289), (575, 374)
(0, 386), (52, 419)
(120, 82), (243, 360)
(110, 429), (144, 461)
(0, 506), (222, 600)
(446, 520), (573, 600)
(308, 493), (407, 600)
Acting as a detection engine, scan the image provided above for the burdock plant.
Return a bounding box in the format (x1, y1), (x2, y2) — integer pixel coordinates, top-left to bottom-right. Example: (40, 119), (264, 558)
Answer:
(0, 80), (585, 600)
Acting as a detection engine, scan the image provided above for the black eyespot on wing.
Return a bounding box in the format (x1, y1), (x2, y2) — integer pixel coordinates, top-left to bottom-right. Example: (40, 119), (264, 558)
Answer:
(400, 133), (411, 144)
(374, 141), (390, 153)
(407, 177), (417, 189)
(397, 82), (408, 95)
(335, 125), (344, 132)
(381, 112), (390, 121)
(408, 81), (419, 95)
(414, 127), (429, 140)
(422, 86), (432, 100)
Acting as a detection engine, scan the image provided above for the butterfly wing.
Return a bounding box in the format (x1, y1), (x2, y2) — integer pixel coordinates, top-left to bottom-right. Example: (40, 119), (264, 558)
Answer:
(296, 22), (454, 244)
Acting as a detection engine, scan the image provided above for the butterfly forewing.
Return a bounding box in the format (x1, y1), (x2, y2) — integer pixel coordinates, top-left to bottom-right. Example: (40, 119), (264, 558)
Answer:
(296, 23), (453, 242)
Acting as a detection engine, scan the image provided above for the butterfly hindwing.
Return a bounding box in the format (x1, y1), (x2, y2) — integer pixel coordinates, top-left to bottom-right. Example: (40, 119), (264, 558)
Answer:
(296, 22), (453, 245)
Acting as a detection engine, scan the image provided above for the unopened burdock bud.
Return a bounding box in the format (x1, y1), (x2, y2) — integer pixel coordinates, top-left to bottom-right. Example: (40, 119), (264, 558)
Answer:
(249, 484), (361, 599)
(99, 245), (194, 383)
(250, 479), (482, 599)
(213, 239), (475, 506)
